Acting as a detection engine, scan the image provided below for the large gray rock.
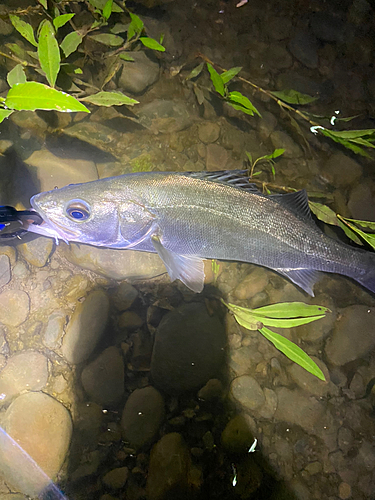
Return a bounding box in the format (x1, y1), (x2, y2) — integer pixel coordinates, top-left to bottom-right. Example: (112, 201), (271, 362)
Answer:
(325, 305), (375, 366)
(121, 386), (164, 449)
(230, 375), (265, 411)
(324, 152), (363, 188)
(118, 51), (159, 94)
(151, 303), (226, 394)
(0, 290), (30, 327)
(81, 346), (124, 406)
(136, 100), (196, 134)
(61, 290), (109, 364)
(18, 237), (54, 268)
(0, 392), (72, 497)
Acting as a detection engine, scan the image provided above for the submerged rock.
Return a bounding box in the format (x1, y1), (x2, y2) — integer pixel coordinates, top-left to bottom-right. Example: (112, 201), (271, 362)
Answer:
(18, 237), (53, 268)
(0, 290), (30, 327)
(0, 255), (11, 288)
(118, 51), (159, 94)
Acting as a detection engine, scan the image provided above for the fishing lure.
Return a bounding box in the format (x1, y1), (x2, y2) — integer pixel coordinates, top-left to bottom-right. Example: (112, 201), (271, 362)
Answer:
(0, 206), (43, 241)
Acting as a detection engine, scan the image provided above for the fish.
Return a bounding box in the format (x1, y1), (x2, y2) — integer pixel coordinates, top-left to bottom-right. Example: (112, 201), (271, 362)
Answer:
(28, 170), (375, 296)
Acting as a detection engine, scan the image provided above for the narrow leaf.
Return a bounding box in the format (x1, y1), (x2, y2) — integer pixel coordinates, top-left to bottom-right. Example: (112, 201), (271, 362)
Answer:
(38, 20), (60, 87)
(259, 327), (325, 381)
(88, 0), (123, 12)
(5, 43), (27, 59)
(103, 0), (113, 20)
(119, 53), (135, 62)
(308, 202), (338, 226)
(7, 64), (26, 87)
(342, 217), (375, 231)
(110, 23), (128, 34)
(337, 218), (363, 245)
(245, 151), (252, 163)
(0, 109), (14, 123)
(81, 91), (139, 107)
(251, 301), (330, 318)
(271, 88), (318, 105)
(9, 15), (37, 47)
(324, 128), (375, 139)
(337, 215), (375, 250)
(186, 63), (204, 80)
(5, 82), (90, 113)
(220, 66), (242, 84)
(139, 37), (165, 51)
(260, 315), (326, 328)
(60, 31), (83, 58)
(38, 0), (48, 8)
(228, 91), (261, 117)
(90, 33), (124, 46)
(53, 14), (75, 30)
(207, 63), (225, 97)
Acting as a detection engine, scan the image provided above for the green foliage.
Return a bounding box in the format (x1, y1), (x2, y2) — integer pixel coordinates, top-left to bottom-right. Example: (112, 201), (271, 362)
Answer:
(140, 37), (165, 51)
(81, 91), (139, 107)
(38, 20), (60, 87)
(223, 300), (328, 380)
(246, 148), (284, 179)
(315, 127), (375, 158)
(7, 64), (26, 87)
(53, 14), (75, 31)
(271, 88), (318, 105)
(60, 31), (83, 58)
(9, 14), (37, 47)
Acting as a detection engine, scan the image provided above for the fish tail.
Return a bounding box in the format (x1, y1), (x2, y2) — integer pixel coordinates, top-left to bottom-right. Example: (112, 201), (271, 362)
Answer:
(354, 251), (375, 294)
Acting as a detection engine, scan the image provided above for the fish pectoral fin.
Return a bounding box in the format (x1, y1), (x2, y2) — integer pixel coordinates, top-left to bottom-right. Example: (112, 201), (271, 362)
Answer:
(274, 268), (320, 296)
(151, 235), (205, 293)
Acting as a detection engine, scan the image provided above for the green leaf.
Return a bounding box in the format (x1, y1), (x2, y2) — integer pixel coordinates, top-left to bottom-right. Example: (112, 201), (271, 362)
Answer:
(111, 23), (128, 34)
(342, 217), (375, 231)
(38, 20), (60, 87)
(337, 215), (375, 250)
(228, 91), (261, 117)
(259, 327), (325, 381)
(60, 31), (83, 58)
(207, 63), (225, 97)
(245, 151), (252, 163)
(88, 0), (123, 12)
(139, 37), (165, 51)
(220, 66), (242, 84)
(271, 88), (318, 105)
(38, 0), (48, 8)
(53, 14), (75, 30)
(7, 64), (26, 87)
(0, 109), (14, 123)
(9, 15), (37, 47)
(337, 218), (363, 245)
(103, 0), (113, 20)
(90, 33), (124, 46)
(251, 301), (330, 318)
(318, 128), (372, 158)
(308, 202), (338, 226)
(159, 33), (164, 44)
(127, 12), (144, 40)
(119, 53), (135, 62)
(324, 128), (375, 139)
(186, 63), (204, 80)
(81, 91), (139, 107)
(5, 43), (27, 59)
(5, 82), (90, 113)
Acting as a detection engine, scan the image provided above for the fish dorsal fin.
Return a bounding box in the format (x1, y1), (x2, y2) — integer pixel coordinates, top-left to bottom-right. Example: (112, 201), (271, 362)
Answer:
(270, 190), (312, 221)
(183, 170), (261, 193)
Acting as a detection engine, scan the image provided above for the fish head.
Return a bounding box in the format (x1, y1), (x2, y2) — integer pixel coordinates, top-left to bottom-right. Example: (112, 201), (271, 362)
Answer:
(30, 181), (121, 246)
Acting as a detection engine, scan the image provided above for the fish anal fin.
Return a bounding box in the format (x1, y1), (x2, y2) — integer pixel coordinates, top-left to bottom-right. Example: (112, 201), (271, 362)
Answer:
(274, 268), (319, 296)
(151, 235), (205, 293)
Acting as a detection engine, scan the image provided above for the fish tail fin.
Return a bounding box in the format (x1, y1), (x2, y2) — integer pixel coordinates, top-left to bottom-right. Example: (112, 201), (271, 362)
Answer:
(355, 252), (375, 294)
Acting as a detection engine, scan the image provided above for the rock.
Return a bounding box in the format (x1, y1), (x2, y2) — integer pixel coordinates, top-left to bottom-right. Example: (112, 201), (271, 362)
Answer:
(102, 467), (129, 489)
(257, 387), (278, 419)
(348, 183), (375, 222)
(197, 379), (224, 401)
(64, 244), (165, 281)
(206, 144), (228, 170)
(118, 311), (144, 330)
(310, 12), (346, 43)
(0, 247), (16, 267)
(0, 18), (13, 36)
(221, 413), (256, 454)
(287, 358), (333, 397)
(111, 282), (138, 311)
(274, 387), (325, 433)
(263, 44), (293, 70)
(198, 122), (220, 144)
(43, 311), (66, 349)
(25, 149), (98, 192)
(61, 290), (109, 364)
(228, 345), (263, 377)
(151, 303), (226, 394)
(121, 386), (165, 449)
(81, 346), (124, 406)
(297, 294), (337, 342)
(10, 111), (49, 138)
(118, 51), (159, 94)
(0, 351), (48, 405)
(324, 152), (363, 188)
(230, 375), (265, 411)
(146, 433), (191, 500)
(234, 267), (269, 300)
(270, 130), (302, 158)
(257, 111), (277, 141)
(265, 16), (292, 40)
(0, 255), (11, 288)
(324, 305), (375, 366)
(337, 427), (354, 454)
(0, 392), (72, 497)
(12, 262), (29, 279)
(18, 237), (54, 268)
(288, 29), (319, 69)
(0, 290), (30, 327)
(136, 99), (195, 134)
(338, 482), (351, 500)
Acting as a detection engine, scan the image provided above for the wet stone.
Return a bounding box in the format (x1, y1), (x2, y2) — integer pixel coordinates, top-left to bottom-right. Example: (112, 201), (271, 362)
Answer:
(348, 182), (375, 222)
(1, 392), (72, 496)
(234, 267), (270, 300)
(221, 413), (256, 454)
(230, 375), (265, 411)
(61, 290), (109, 364)
(136, 99), (195, 134)
(0, 351), (48, 405)
(118, 311), (144, 331)
(270, 130), (302, 158)
(12, 262), (28, 279)
(206, 143), (228, 171)
(102, 467), (129, 489)
(146, 433), (191, 500)
(121, 386), (165, 449)
(118, 51), (159, 94)
(0, 290), (30, 327)
(43, 311), (66, 349)
(287, 357), (333, 397)
(337, 427), (354, 454)
(0, 255), (10, 288)
(324, 152), (363, 188)
(151, 303), (226, 394)
(81, 346), (124, 406)
(288, 29), (319, 69)
(18, 237), (53, 268)
(112, 282), (138, 311)
(0, 247), (16, 267)
(197, 379), (224, 402)
(324, 305), (375, 366)
(198, 122), (220, 144)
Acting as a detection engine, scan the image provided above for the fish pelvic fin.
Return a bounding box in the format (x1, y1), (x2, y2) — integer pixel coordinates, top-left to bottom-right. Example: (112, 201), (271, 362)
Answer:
(274, 268), (320, 296)
(151, 235), (205, 293)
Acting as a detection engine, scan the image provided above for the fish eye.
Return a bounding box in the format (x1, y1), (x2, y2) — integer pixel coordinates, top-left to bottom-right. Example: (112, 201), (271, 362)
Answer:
(65, 200), (91, 221)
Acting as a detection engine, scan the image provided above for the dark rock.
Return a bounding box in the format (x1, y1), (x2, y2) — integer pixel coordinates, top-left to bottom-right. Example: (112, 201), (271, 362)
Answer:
(288, 29), (319, 69)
